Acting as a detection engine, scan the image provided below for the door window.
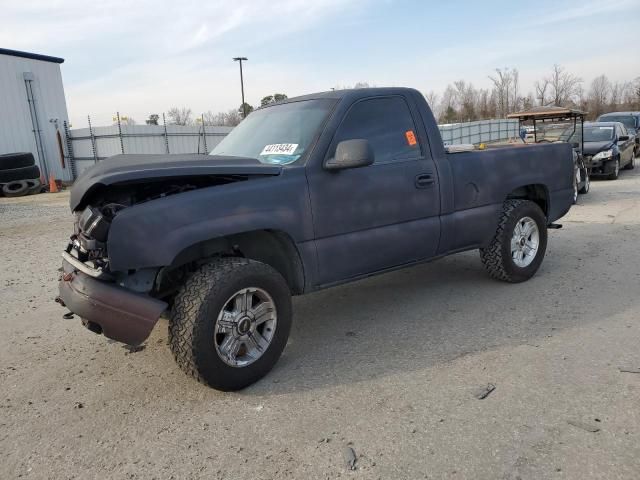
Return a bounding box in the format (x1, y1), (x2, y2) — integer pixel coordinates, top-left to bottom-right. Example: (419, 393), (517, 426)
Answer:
(332, 97), (421, 164)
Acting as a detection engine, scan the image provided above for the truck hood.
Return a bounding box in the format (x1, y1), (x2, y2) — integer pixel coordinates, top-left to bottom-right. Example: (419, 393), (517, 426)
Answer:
(583, 141), (614, 156)
(69, 154), (282, 211)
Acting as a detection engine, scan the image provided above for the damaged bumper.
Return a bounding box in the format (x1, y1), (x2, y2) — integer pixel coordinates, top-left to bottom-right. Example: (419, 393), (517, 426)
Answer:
(58, 259), (167, 346)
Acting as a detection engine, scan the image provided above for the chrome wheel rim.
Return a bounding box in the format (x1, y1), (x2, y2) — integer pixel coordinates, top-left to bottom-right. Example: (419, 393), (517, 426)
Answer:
(214, 287), (277, 367)
(511, 216), (539, 268)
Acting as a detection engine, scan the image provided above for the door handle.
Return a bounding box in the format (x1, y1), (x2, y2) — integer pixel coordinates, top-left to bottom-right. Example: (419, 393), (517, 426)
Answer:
(415, 173), (435, 188)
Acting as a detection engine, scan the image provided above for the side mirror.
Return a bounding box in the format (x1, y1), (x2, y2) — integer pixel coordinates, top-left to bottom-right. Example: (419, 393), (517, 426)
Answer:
(618, 135), (629, 141)
(324, 139), (374, 171)
(571, 142), (580, 149)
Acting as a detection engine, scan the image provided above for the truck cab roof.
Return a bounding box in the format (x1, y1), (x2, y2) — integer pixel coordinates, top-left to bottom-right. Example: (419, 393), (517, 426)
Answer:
(271, 87), (422, 106)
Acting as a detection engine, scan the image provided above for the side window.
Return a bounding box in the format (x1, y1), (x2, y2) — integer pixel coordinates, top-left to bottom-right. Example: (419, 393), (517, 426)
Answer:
(618, 125), (625, 137)
(332, 97), (421, 164)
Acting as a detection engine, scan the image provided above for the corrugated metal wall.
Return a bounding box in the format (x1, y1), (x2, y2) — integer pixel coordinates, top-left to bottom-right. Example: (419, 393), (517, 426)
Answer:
(0, 54), (72, 181)
(69, 125), (233, 177)
(439, 119), (519, 145)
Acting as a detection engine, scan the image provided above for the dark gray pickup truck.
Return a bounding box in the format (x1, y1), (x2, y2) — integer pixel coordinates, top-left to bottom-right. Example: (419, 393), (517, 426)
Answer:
(58, 87), (574, 390)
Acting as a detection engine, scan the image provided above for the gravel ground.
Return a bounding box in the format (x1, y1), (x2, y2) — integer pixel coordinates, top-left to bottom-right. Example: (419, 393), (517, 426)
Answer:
(1, 171), (639, 479)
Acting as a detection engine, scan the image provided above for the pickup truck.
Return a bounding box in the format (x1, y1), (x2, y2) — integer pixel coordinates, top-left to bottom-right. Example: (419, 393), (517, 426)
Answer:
(58, 88), (574, 391)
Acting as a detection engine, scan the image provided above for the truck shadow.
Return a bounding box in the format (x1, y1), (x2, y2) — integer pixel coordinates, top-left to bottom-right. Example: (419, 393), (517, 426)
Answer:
(243, 220), (640, 395)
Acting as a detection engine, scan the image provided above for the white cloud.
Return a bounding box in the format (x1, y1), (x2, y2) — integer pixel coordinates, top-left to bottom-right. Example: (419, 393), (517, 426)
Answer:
(527, 0), (638, 25)
(1, 0), (370, 125)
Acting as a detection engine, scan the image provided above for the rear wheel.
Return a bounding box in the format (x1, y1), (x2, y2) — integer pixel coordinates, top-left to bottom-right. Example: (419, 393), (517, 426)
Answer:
(169, 257), (292, 391)
(625, 153), (635, 170)
(480, 200), (548, 283)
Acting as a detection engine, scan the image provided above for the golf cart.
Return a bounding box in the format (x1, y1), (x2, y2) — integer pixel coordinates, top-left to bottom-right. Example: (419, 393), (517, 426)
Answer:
(508, 106), (589, 203)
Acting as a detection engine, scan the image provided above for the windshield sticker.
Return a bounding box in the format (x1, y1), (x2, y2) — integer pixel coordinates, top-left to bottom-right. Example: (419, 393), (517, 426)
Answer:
(260, 143), (298, 156)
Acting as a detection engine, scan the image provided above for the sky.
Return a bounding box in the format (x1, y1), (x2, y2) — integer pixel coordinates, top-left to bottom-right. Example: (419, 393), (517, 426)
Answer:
(2, 0), (639, 127)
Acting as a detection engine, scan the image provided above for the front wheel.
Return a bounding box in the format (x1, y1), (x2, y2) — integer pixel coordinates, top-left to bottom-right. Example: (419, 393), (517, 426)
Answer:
(480, 200), (548, 283)
(607, 158), (620, 180)
(169, 258), (292, 391)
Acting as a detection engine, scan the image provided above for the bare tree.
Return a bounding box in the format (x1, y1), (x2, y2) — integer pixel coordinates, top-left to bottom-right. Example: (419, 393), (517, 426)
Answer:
(476, 88), (495, 119)
(547, 64), (582, 106)
(454, 80), (478, 121)
(167, 107), (193, 126)
(535, 79), (550, 106)
(609, 81), (630, 110)
(510, 69), (521, 112)
(201, 109), (242, 127)
(439, 85), (458, 123)
(588, 75), (610, 118)
(424, 90), (442, 120)
(489, 68), (518, 117)
(523, 92), (535, 110)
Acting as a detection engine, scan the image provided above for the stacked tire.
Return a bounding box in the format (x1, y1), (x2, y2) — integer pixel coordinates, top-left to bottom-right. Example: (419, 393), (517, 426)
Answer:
(0, 153), (42, 197)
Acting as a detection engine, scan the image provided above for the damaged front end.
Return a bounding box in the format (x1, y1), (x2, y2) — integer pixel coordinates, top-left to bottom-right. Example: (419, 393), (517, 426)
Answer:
(59, 199), (169, 345)
(57, 154), (284, 345)
(58, 179), (219, 345)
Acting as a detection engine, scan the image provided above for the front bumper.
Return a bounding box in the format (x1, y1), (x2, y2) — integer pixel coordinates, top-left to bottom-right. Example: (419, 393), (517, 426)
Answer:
(585, 156), (614, 175)
(58, 259), (167, 346)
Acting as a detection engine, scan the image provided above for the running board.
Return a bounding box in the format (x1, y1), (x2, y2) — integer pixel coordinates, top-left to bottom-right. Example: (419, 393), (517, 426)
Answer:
(548, 223), (562, 229)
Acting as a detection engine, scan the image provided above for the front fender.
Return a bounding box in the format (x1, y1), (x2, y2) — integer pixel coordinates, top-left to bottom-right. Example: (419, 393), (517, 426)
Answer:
(107, 169), (312, 271)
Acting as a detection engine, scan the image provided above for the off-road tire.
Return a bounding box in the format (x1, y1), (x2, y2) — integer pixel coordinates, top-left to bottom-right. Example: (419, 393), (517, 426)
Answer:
(169, 257), (292, 391)
(2, 180), (30, 197)
(0, 152), (35, 170)
(479, 199), (548, 283)
(0, 165), (40, 184)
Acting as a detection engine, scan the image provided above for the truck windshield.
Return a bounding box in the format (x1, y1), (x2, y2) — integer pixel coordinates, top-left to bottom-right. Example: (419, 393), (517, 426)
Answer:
(210, 99), (334, 165)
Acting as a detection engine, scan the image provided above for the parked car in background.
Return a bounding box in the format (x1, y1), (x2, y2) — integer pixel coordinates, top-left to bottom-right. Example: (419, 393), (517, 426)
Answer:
(596, 112), (639, 157)
(581, 122), (635, 179)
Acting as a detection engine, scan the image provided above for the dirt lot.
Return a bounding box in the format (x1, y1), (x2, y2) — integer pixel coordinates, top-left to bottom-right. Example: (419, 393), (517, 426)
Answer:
(1, 170), (639, 480)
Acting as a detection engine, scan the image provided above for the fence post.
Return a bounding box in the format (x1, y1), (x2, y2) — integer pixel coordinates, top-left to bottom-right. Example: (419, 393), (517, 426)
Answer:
(88, 115), (98, 163)
(117, 111), (124, 154)
(162, 113), (170, 153)
(201, 114), (208, 153)
(63, 120), (77, 179)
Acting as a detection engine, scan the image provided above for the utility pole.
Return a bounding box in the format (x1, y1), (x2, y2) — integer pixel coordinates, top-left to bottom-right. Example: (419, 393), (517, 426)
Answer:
(233, 57), (248, 118)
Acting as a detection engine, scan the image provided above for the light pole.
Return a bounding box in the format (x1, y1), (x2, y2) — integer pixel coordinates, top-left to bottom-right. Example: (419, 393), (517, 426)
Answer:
(233, 57), (248, 118)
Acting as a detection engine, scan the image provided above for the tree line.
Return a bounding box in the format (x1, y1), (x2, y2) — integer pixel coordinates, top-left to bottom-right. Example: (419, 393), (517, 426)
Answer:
(427, 65), (640, 124)
(120, 67), (640, 128)
(135, 93), (289, 127)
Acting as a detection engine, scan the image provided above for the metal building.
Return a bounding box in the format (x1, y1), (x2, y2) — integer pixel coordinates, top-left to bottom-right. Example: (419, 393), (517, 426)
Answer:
(0, 48), (72, 182)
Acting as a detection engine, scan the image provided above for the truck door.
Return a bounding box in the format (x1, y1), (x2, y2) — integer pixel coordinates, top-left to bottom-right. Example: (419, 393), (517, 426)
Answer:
(307, 95), (441, 285)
